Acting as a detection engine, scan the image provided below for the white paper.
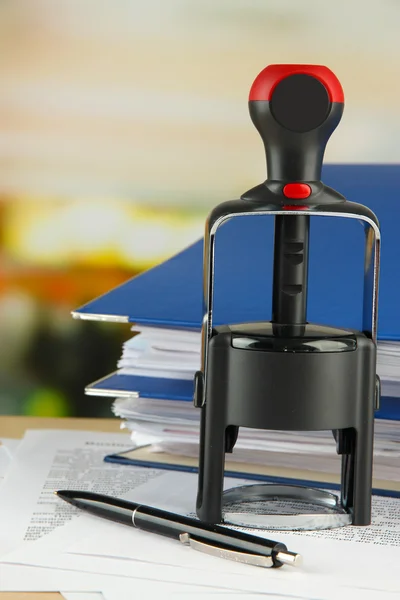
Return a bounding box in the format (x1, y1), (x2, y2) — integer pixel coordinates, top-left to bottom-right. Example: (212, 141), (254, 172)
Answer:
(115, 414), (400, 483)
(2, 512), (272, 594)
(0, 438), (21, 460)
(118, 326), (200, 379)
(0, 446), (11, 482)
(3, 470), (400, 598)
(129, 325), (201, 348)
(0, 438), (20, 482)
(118, 366), (194, 380)
(0, 428), (177, 593)
(120, 326), (400, 395)
(61, 594), (104, 600)
(0, 428), (256, 597)
(0, 562), (170, 593)
(94, 582), (266, 600)
(0, 428), (161, 557)
(62, 471), (400, 596)
(100, 585), (305, 600)
(1, 472), (320, 598)
(0, 562), (258, 597)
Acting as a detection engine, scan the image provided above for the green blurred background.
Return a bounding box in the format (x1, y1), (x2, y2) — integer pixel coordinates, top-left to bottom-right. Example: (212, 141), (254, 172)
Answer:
(1, 0), (399, 417)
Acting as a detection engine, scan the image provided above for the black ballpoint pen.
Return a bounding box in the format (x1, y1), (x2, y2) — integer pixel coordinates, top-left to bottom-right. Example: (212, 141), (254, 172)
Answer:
(56, 490), (302, 569)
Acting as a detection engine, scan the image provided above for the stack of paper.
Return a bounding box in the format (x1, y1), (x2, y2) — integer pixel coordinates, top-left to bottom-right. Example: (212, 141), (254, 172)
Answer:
(376, 341), (400, 396)
(117, 325), (400, 393)
(73, 168), (400, 490)
(1, 428), (400, 599)
(1, 428), (252, 597)
(100, 325), (400, 488)
(117, 326), (199, 380)
(112, 399), (400, 481)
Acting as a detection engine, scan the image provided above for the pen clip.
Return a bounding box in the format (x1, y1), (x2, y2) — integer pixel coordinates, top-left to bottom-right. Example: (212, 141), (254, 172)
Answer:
(179, 532), (274, 568)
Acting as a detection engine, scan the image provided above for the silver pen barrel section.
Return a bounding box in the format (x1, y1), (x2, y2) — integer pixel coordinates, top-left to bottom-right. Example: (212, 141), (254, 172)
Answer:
(179, 533), (302, 569)
(179, 532), (273, 567)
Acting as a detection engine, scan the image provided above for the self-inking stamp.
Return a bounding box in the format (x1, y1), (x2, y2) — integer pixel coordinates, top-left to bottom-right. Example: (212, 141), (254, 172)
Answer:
(194, 65), (381, 530)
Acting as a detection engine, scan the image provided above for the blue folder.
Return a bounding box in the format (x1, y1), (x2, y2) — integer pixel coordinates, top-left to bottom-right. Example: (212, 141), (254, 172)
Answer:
(74, 165), (400, 340)
(104, 449), (400, 499)
(86, 373), (194, 402)
(76, 164), (400, 420)
(88, 372), (400, 421)
(75, 164), (400, 488)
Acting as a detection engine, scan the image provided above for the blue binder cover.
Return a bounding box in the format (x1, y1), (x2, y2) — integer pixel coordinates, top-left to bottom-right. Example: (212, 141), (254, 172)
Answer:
(87, 372), (400, 421)
(86, 373), (193, 401)
(74, 165), (400, 341)
(103, 448), (400, 499)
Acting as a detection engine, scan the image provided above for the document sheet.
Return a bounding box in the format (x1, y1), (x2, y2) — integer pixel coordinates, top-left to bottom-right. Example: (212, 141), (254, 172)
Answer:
(0, 429), (162, 555)
(0, 432), (123, 597)
(2, 469), (400, 599)
(61, 594), (103, 600)
(0, 429), (250, 596)
(0, 428), (166, 592)
(117, 325), (400, 395)
(0, 438), (20, 482)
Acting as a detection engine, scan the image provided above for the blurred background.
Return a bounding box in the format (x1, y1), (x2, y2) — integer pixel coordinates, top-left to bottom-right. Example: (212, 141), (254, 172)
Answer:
(1, 0), (400, 418)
